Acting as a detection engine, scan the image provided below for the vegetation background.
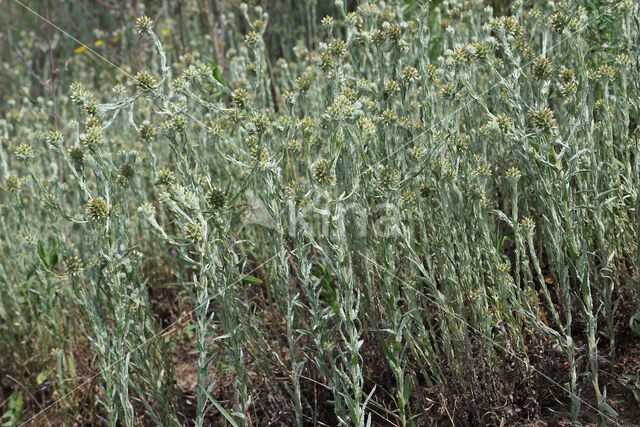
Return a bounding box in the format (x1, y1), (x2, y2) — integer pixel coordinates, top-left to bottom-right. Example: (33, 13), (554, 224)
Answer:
(0, 0), (639, 425)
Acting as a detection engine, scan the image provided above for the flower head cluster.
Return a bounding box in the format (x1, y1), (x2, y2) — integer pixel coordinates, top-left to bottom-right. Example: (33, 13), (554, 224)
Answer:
(4, 173), (20, 192)
(529, 108), (557, 133)
(378, 165), (399, 188)
(15, 143), (34, 162)
(139, 123), (155, 141)
(312, 158), (334, 187)
(134, 71), (157, 91)
(135, 16), (153, 34)
(244, 31), (261, 49)
(183, 222), (203, 242)
(171, 114), (187, 133)
(86, 197), (110, 221)
(69, 146), (85, 166)
(532, 57), (552, 81)
(47, 130), (64, 147)
(81, 125), (103, 149)
(231, 88), (250, 109)
(156, 168), (176, 186)
(64, 256), (84, 276)
(206, 186), (226, 209)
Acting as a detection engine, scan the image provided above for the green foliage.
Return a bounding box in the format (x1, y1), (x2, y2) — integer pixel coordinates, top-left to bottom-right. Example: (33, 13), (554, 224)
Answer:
(1, 392), (23, 427)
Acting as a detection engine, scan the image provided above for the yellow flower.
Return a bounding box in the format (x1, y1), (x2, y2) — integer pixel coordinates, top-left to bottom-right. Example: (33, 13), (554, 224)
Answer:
(112, 36), (120, 43)
(74, 45), (87, 54)
(162, 28), (170, 35)
(94, 40), (103, 47)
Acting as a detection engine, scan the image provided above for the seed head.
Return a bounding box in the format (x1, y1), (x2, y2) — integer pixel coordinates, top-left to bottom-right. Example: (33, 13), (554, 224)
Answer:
(451, 44), (472, 64)
(597, 64), (618, 81)
(85, 117), (101, 129)
(520, 217), (535, 232)
(4, 173), (20, 192)
(47, 130), (64, 147)
(84, 101), (98, 116)
(16, 143), (34, 161)
(64, 256), (83, 276)
(358, 116), (376, 137)
(112, 84), (125, 96)
(288, 138), (302, 152)
(171, 114), (187, 133)
(183, 222), (203, 242)
(321, 16), (334, 32)
(329, 39), (347, 59)
(442, 164), (457, 180)
(312, 158), (334, 187)
(474, 164), (492, 177)
(244, 31), (261, 49)
(296, 74), (312, 92)
(250, 17), (266, 33)
(139, 123), (155, 141)
(426, 64), (439, 83)
(135, 16), (153, 34)
(440, 82), (457, 99)
(206, 186), (226, 209)
(371, 29), (386, 46)
(496, 262), (510, 274)
(491, 16), (521, 37)
(531, 57), (552, 80)
(251, 113), (270, 133)
(70, 82), (89, 105)
(567, 17), (584, 34)
(549, 13), (568, 33)
(138, 202), (156, 218)
(380, 108), (398, 126)
(171, 77), (187, 91)
(69, 146), (85, 165)
(81, 125), (103, 149)
(505, 167), (522, 181)
(182, 67), (198, 81)
(320, 50), (335, 69)
(378, 165), (399, 188)
(231, 88), (251, 109)
(345, 12), (362, 28)
(117, 163), (135, 186)
(21, 232), (36, 247)
(472, 41), (492, 61)
(495, 114), (512, 134)
(401, 190), (417, 205)
(385, 23), (403, 43)
(134, 71), (157, 91)
(340, 87), (356, 102)
(594, 99), (614, 118)
(86, 197), (110, 221)
(528, 108), (557, 133)
(468, 183), (486, 201)
(282, 91), (296, 106)
(156, 168), (176, 186)
(383, 79), (400, 98)
(561, 81), (577, 100)
(615, 53), (631, 69)
(559, 67), (576, 84)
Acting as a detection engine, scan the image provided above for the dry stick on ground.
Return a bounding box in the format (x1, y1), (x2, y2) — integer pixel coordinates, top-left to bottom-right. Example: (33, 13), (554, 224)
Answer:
(94, 0), (126, 13)
(261, 2), (280, 114)
(14, 47), (49, 90)
(177, 0), (187, 56)
(214, 0), (225, 72)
